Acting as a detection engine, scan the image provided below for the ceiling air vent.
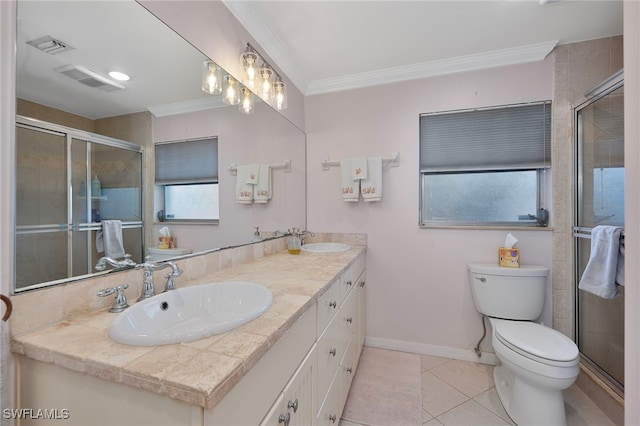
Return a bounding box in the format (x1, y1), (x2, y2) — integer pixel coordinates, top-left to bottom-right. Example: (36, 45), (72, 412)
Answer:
(26, 35), (73, 55)
(55, 65), (125, 92)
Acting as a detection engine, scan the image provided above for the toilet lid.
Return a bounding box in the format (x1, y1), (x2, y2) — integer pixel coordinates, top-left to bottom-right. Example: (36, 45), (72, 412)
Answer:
(494, 321), (579, 363)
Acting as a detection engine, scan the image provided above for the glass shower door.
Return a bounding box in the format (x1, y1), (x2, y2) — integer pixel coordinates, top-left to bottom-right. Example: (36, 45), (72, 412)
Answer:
(575, 74), (624, 390)
(15, 126), (69, 288)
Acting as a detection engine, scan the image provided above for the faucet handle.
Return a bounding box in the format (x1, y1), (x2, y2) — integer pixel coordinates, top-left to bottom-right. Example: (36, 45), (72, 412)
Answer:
(97, 284), (130, 313)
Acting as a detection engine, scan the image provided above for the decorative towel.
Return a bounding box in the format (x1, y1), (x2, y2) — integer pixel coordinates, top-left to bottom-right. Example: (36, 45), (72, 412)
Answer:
(96, 220), (125, 259)
(578, 225), (624, 299)
(361, 157), (382, 202)
(236, 165), (255, 204)
(254, 164), (272, 203)
(245, 164), (259, 185)
(352, 157), (368, 180)
(341, 159), (359, 202)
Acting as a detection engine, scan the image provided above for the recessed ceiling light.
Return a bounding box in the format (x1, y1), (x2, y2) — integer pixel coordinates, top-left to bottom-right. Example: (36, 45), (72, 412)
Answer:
(108, 71), (130, 81)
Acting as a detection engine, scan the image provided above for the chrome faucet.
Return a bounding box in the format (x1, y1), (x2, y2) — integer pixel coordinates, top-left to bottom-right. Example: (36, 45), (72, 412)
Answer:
(95, 254), (136, 271)
(299, 229), (315, 245)
(135, 256), (183, 301)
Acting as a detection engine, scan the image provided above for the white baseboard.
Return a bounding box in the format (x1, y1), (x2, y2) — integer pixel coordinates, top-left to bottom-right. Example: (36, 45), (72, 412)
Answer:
(364, 336), (500, 366)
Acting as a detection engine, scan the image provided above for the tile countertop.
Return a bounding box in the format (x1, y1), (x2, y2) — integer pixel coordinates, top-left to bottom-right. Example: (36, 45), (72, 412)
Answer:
(11, 246), (366, 409)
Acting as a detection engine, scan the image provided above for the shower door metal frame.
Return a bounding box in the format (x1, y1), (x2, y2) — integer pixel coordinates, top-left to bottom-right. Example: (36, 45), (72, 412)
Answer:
(15, 116), (144, 292)
(572, 69), (624, 394)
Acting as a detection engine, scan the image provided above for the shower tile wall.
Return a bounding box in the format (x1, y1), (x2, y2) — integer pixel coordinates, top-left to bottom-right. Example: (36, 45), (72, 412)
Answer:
(551, 36), (623, 338)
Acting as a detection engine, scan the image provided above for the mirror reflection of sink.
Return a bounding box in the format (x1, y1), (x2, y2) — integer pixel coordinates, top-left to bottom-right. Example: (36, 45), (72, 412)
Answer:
(108, 281), (273, 346)
(301, 243), (351, 253)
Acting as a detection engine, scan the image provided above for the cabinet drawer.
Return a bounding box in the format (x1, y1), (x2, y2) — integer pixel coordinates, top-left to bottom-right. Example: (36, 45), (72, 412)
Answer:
(339, 254), (365, 305)
(317, 279), (340, 336)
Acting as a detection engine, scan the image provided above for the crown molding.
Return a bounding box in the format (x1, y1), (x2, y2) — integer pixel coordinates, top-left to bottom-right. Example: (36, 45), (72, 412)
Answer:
(306, 40), (559, 95)
(221, 0), (309, 94)
(147, 96), (229, 117)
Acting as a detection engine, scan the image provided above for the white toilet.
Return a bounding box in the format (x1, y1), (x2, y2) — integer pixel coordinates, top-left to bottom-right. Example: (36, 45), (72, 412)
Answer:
(467, 263), (579, 426)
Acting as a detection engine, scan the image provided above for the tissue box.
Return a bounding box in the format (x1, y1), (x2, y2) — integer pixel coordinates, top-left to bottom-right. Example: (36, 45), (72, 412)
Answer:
(499, 247), (520, 268)
(158, 236), (175, 249)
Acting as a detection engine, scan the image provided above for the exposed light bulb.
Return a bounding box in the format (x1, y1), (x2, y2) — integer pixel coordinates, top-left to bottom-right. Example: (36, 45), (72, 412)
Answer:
(223, 75), (240, 105)
(259, 64), (274, 101)
(239, 87), (255, 114)
(273, 77), (287, 111)
(201, 60), (222, 95)
(241, 50), (258, 89)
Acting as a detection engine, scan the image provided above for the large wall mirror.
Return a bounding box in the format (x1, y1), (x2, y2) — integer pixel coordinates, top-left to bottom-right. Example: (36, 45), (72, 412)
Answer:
(14, 1), (306, 292)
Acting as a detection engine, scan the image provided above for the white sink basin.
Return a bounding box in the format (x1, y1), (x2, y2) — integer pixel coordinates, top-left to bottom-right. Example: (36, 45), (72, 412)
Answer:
(109, 281), (273, 346)
(301, 242), (351, 253)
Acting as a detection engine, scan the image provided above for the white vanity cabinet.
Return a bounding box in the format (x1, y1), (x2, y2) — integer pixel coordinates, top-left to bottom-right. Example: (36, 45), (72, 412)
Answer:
(316, 257), (366, 425)
(14, 249), (367, 426)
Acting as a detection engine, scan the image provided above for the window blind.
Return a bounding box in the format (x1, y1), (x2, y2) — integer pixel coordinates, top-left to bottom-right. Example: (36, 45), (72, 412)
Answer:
(155, 137), (218, 184)
(420, 102), (551, 172)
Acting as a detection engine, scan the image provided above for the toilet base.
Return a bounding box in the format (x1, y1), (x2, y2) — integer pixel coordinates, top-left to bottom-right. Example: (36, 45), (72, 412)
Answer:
(494, 365), (568, 426)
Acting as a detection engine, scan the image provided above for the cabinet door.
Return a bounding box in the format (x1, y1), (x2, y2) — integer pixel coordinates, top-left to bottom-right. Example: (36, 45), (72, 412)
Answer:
(356, 271), (367, 356)
(261, 346), (317, 426)
(317, 315), (341, 401)
(283, 345), (316, 426)
(316, 372), (340, 426)
(339, 338), (356, 415)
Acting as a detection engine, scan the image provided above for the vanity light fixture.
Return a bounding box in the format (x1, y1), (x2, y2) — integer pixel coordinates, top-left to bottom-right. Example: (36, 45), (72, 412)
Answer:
(241, 42), (287, 110)
(201, 59), (222, 95)
(241, 45), (259, 90)
(222, 75), (241, 105)
(273, 76), (287, 111)
(239, 87), (255, 114)
(259, 63), (274, 102)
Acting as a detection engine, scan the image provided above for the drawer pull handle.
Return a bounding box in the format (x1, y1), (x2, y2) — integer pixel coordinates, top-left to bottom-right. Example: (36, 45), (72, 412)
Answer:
(329, 301), (337, 309)
(329, 348), (336, 356)
(287, 399), (298, 413)
(346, 317), (353, 324)
(329, 414), (337, 423)
(278, 412), (290, 426)
(347, 280), (353, 287)
(359, 280), (366, 287)
(346, 367), (353, 374)
(476, 276), (486, 283)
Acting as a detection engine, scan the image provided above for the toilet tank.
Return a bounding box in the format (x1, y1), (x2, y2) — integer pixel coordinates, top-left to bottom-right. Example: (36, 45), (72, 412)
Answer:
(467, 263), (548, 320)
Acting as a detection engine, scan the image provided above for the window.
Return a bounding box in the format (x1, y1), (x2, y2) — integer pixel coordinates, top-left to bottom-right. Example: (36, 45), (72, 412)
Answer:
(419, 102), (551, 227)
(155, 137), (219, 222)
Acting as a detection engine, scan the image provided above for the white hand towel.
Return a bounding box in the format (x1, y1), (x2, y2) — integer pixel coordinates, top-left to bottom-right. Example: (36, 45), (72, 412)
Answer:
(245, 164), (259, 185)
(254, 164), (272, 203)
(361, 157), (382, 202)
(578, 225), (624, 299)
(340, 159), (359, 202)
(236, 165), (254, 204)
(352, 157), (368, 180)
(96, 220), (125, 259)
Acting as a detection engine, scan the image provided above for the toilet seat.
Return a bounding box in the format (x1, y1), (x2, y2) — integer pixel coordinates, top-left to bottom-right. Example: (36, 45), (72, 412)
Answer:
(493, 320), (579, 366)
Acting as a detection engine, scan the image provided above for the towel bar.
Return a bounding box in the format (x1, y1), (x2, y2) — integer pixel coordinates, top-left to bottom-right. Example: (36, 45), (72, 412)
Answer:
(321, 152), (400, 171)
(228, 160), (291, 175)
(572, 226), (625, 239)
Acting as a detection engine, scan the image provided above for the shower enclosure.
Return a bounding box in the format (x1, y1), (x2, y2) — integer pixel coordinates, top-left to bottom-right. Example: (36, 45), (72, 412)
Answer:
(15, 116), (144, 291)
(573, 70), (624, 393)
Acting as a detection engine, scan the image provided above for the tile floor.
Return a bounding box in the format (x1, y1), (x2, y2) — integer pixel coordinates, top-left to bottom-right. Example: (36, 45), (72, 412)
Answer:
(341, 347), (617, 426)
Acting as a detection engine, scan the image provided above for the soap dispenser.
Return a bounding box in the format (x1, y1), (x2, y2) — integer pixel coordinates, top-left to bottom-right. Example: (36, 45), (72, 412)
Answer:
(251, 226), (264, 243)
(288, 228), (301, 255)
(91, 174), (102, 197)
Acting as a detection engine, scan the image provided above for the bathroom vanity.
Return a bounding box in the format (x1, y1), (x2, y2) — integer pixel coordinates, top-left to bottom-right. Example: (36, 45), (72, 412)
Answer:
(12, 239), (366, 426)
